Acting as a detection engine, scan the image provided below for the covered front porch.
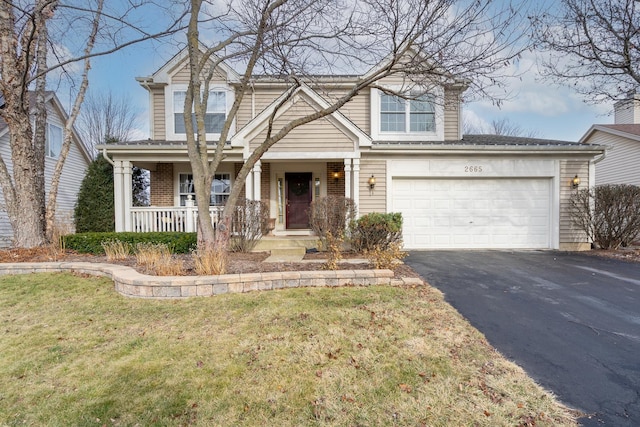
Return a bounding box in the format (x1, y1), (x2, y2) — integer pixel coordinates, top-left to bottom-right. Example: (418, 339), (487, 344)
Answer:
(110, 153), (362, 234)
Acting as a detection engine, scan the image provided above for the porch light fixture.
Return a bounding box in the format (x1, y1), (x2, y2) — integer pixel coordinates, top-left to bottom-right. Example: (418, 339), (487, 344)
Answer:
(368, 175), (376, 190)
(571, 175), (580, 189)
(332, 171), (340, 181)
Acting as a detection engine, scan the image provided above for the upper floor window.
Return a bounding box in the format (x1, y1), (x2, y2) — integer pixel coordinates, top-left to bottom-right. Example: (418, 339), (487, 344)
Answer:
(173, 90), (226, 134)
(45, 123), (62, 158)
(380, 93), (435, 133)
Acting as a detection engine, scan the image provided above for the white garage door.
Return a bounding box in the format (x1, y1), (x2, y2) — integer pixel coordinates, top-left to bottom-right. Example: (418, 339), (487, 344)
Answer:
(393, 178), (552, 249)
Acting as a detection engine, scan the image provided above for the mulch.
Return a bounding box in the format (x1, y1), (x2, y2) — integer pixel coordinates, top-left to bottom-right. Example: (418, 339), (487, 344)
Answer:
(0, 247), (421, 279)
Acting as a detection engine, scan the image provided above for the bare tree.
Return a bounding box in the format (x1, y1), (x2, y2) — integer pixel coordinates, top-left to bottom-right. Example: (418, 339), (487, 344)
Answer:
(465, 118), (540, 137)
(79, 92), (139, 152)
(0, 1), (185, 247)
(79, 91), (148, 206)
(532, 0), (640, 103)
(182, 0), (533, 251)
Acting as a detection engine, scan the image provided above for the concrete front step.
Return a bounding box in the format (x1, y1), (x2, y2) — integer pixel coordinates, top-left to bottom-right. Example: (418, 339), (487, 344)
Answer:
(270, 247), (307, 257)
(254, 236), (319, 251)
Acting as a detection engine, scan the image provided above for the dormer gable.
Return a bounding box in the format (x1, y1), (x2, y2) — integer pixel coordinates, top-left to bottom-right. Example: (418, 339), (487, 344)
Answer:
(136, 44), (240, 141)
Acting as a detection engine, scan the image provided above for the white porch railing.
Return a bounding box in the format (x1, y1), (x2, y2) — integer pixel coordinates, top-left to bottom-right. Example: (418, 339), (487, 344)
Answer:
(130, 206), (224, 233)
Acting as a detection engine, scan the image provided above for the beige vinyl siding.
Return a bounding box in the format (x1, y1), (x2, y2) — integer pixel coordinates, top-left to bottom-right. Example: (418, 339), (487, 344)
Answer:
(249, 99), (354, 152)
(444, 87), (461, 140)
(559, 159), (589, 248)
(151, 88), (166, 140)
(236, 88), (282, 129)
(326, 89), (370, 134)
(358, 159), (386, 215)
(170, 61), (228, 85)
(592, 132), (640, 185)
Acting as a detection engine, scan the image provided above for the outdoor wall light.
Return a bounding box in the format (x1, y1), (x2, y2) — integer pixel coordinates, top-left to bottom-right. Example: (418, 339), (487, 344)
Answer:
(571, 175), (580, 189)
(332, 171), (340, 181)
(368, 175), (376, 190)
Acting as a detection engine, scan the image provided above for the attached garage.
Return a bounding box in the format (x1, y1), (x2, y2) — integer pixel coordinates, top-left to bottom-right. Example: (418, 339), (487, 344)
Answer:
(393, 177), (552, 249)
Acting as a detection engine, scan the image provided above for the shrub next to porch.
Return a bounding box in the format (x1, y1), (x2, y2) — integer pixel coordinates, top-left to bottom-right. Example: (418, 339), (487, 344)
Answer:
(63, 232), (197, 255)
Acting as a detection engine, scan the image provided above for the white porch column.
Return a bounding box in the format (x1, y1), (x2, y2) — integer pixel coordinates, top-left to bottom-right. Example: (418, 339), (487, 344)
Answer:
(113, 161), (125, 232)
(245, 168), (254, 201)
(253, 161), (262, 201)
(352, 158), (360, 208)
(344, 159), (352, 199)
(123, 161), (133, 231)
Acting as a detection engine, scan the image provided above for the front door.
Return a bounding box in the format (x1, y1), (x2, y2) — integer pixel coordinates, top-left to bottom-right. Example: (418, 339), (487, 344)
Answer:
(286, 172), (312, 229)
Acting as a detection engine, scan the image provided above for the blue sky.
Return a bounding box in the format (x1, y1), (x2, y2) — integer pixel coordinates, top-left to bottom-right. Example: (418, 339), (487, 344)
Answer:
(80, 30), (613, 143)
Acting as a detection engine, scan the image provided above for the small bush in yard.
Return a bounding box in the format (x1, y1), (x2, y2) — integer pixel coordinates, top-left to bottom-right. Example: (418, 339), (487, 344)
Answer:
(309, 196), (356, 250)
(569, 184), (640, 249)
(365, 241), (407, 269)
(349, 212), (403, 252)
(322, 231), (343, 270)
(229, 199), (270, 253)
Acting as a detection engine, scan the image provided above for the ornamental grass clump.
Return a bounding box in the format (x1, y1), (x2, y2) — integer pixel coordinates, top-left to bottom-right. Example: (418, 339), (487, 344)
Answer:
(101, 239), (132, 261)
(135, 242), (184, 276)
(192, 247), (228, 275)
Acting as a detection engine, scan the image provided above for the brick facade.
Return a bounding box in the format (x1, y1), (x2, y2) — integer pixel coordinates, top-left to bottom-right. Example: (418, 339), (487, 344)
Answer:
(261, 162), (270, 210)
(150, 163), (173, 206)
(327, 162), (344, 196)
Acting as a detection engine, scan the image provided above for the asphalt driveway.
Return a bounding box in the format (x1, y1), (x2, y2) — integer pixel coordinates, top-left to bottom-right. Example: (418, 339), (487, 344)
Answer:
(405, 250), (640, 427)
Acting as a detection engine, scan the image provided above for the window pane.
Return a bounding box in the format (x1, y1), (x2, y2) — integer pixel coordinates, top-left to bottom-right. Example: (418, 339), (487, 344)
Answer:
(210, 173), (230, 206)
(380, 94), (405, 112)
(204, 113), (225, 133)
(381, 113), (406, 132)
(410, 112), (435, 132)
(46, 124), (62, 158)
(173, 91), (186, 112)
(207, 91), (226, 112)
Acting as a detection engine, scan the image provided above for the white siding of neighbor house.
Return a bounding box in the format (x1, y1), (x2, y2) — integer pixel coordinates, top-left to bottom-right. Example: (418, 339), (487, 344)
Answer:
(590, 132), (640, 186)
(614, 98), (640, 124)
(0, 101), (89, 247)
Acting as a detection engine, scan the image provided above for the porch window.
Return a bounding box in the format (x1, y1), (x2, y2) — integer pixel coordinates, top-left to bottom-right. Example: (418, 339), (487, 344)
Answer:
(45, 123), (63, 158)
(174, 90), (226, 134)
(179, 173), (231, 206)
(380, 93), (435, 133)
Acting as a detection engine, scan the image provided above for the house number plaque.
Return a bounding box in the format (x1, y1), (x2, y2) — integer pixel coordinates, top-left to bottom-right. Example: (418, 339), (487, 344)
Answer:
(464, 166), (483, 172)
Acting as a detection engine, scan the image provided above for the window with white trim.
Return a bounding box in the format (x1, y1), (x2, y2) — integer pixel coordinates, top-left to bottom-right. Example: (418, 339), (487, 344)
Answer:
(45, 123), (63, 158)
(173, 90), (226, 134)
(380, 93), (435, 133)
(179, 173), (231, 206)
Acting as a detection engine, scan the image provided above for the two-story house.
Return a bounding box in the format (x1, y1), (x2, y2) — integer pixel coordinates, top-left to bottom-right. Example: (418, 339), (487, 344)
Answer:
(0, 92), (91, 247)
(100, 47), (605, 250)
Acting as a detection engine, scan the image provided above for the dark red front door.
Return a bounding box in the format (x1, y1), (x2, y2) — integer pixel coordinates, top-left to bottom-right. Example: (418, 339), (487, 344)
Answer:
(286, 172), (312, 229)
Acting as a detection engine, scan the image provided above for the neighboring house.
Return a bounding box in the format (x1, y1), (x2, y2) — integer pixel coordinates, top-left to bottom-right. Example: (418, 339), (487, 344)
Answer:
(580, 92), (640, 186)
(0, 92), (92, 247)
(99, 47), (605, 250)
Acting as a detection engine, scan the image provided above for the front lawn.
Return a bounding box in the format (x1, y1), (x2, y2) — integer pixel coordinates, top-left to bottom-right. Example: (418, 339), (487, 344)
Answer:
(0, 273), (577, 426)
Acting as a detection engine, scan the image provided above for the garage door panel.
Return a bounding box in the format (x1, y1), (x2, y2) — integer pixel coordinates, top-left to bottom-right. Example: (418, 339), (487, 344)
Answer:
(393, 178), (552, 249)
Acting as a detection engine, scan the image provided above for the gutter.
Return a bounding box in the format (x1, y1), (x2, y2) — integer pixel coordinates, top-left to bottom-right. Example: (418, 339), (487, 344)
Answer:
(102, 148), (115, 166)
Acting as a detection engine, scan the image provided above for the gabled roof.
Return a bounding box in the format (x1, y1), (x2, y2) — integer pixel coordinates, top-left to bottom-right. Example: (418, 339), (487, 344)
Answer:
(138, 43), (241, 86)
(232, 82), (371, 148)
(0, 91), (92, 163)
(579, 124), (640, 144)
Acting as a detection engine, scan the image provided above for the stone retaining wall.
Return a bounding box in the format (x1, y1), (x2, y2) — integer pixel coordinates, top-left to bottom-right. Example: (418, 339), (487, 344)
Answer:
(0, 262), (416, 299)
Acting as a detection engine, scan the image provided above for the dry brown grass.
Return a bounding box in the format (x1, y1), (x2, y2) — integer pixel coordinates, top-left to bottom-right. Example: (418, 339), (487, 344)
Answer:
(101, 239), (132, 261)
(0, 274), (579, 426)
(135, 242), (185, 276)
(192, 247), (228, 275)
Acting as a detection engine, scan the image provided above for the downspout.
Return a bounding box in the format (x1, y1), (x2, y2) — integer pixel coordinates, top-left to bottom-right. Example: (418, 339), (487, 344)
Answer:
(102, 148), (115, 166)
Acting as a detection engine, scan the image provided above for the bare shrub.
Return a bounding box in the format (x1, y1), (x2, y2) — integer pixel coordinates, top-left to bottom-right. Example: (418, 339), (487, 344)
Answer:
(192, 247), (228, 275)
(365, 241), (408, 270)
(102, 240), (132, 261)
(229, 199), (270, 253)
(349, 212), (403, 252)
(309, 196), (356, 249)
(569, 184), (640, 249)
(321, 231), (343, 270)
